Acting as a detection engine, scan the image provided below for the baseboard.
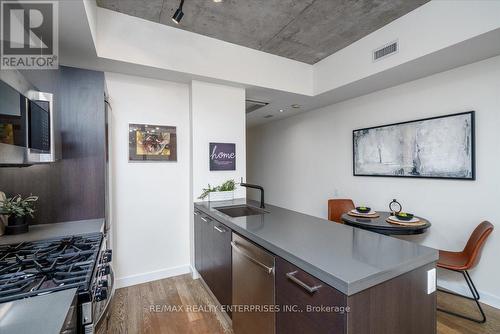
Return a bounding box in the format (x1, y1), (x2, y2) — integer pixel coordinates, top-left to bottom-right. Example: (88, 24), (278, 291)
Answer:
(438, 279), (500, 310)
(115, 264), (191, 289)
(191, 265), (200, 279)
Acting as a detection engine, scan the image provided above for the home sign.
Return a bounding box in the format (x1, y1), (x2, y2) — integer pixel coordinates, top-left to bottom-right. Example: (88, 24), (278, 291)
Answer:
(209, 143), (236, 171)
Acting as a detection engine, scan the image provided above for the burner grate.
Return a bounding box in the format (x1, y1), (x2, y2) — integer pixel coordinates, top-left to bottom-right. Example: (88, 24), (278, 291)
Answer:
(0, 233), (102, 303)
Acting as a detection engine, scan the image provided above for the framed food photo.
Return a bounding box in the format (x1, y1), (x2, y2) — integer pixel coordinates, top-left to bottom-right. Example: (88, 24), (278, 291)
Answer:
(353, 111), (475, 180)
(129, 124), (177, 162)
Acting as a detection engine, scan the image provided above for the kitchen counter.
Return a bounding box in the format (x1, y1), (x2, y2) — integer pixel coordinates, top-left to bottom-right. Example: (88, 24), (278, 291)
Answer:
(0, 219), (105, 245)
(0, 288), (77, 334)
(194, 199), (438, 296)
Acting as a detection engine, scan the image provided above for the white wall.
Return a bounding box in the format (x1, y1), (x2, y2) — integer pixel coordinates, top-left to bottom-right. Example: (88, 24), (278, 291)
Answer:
(248, 55), (500, 307)
(189, 80), (246, 274)
(191, 80), (247, 200)
(89, 1), (500, 99)
(82, 0), (98, 48)
(106, 72), (191, 288)
(96, 8), (313, 96)
(314, 0), (500, 94)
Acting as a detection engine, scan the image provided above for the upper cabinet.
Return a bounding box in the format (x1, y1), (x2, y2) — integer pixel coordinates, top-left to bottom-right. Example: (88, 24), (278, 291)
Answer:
(0, 66), (106, 224)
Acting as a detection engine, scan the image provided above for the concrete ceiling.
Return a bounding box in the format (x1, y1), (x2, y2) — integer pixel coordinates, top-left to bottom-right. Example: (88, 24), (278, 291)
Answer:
(96, 0), (429, 64)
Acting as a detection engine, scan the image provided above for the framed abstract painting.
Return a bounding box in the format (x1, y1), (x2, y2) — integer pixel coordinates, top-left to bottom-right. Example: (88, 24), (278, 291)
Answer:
(353, 111), (475, 180)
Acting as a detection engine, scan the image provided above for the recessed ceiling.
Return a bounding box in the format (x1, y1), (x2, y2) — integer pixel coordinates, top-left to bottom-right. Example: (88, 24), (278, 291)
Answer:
(97, 0), (429, 64)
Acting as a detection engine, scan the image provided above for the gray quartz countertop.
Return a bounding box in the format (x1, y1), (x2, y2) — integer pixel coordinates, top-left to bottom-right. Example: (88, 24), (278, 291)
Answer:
(194, 199), (438, 296)
(0, 219), (104, 245)
(0, 288), (76, 334)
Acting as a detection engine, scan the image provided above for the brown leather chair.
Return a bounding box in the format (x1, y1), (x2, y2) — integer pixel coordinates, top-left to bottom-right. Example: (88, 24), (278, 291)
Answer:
(328, 199), (355, 224)
(437, 221), (494, 323)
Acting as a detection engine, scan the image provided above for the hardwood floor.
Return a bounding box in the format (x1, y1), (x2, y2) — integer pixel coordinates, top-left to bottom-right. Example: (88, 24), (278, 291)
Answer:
(98, 274), (232, 334)
(437, 291), (500, 333)
(98, 274), (500, 334)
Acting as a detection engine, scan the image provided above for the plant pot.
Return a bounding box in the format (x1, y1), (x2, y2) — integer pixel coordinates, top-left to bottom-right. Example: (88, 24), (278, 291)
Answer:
(208, 190), (234, 202)
(5, 215), (29, 235)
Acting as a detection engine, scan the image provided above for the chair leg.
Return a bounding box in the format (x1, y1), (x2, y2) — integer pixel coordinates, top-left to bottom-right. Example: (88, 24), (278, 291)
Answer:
(437, 270), (486, 324)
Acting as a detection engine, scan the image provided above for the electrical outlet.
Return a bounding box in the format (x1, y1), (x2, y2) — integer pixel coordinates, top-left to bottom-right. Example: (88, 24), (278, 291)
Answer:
(427, 268), (436, 294)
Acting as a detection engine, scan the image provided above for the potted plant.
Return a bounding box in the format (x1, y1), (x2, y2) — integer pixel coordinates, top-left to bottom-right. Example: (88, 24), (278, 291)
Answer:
(0, 194), (38, 235)
(198, 179), (236, 202)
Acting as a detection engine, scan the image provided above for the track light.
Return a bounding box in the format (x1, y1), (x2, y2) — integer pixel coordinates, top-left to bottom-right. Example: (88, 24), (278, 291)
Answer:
(172, 0), (184, 24)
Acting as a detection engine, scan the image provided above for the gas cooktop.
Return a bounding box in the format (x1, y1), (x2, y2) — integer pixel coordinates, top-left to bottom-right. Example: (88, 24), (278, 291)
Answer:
(0, 233), (103, 303)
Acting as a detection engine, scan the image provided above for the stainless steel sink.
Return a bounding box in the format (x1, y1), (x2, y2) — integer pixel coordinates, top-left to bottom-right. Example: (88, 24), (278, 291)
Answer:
(215, 205), (268, 218)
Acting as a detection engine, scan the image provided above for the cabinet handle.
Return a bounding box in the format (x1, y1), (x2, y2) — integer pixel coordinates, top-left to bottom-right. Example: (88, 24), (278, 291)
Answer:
(213, 225), (226, 233)
(231, 241), (274, 275)
(286, 271), (322, 293)
(201, 217), (210, 222)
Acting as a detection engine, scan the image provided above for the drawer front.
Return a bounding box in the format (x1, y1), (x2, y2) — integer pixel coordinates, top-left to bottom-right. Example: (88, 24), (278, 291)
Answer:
(276, 257), (347, 334)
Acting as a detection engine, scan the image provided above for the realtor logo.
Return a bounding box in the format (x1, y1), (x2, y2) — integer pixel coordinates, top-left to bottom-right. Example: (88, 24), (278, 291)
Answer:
(1, 1), (58, 69)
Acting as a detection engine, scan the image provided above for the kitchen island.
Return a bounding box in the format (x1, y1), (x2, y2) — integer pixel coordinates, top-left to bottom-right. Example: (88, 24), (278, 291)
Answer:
(194, 198), (438, 334)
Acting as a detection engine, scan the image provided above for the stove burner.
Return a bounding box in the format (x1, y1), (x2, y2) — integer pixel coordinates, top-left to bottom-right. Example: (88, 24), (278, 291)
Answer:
(0, 233), (102, 303)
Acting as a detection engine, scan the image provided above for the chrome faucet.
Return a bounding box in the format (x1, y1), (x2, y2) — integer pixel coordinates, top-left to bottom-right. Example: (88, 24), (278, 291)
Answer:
(240, 177), (265, 208)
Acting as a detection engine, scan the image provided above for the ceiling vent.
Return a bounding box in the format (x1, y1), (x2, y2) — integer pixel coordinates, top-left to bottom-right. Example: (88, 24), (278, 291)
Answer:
(246, 99), (269, 114)
(373, 40), (398, 61)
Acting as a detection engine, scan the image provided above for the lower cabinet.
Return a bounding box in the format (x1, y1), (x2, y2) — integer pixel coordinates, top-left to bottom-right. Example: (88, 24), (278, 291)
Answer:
(275, 257), (436, 334)
(194, 211), (203, 275)
(209, 221), (232, 316)
(194, 211), (232, 317)
(275, 257), (346, 334)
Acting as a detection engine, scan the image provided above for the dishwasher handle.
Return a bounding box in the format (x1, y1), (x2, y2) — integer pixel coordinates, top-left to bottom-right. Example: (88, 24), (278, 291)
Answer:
(231, 241), (274, 275)
(286, 271), (322, 294)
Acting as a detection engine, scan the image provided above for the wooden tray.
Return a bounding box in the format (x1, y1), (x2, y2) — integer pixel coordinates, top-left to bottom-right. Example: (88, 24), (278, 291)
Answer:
(347, 211), (380, 218)
(386, 217), (427, 227)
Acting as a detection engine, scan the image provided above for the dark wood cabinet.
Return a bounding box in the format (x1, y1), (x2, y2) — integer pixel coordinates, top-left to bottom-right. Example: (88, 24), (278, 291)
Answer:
(194, 211), (232, 316)
(276, 257), (436, 334)
(0, 66), (106, 225)
(346, 262), (436, 334)
(194, 211), (203, 274)
(200, 214), (214, 289)
(210, 221), (232, 315)
(276, 257), (346, 334)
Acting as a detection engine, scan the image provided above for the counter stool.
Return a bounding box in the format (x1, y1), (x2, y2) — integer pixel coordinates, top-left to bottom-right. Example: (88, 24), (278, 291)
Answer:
(328, 199), (355, 224)
(437, 221), (494, 323)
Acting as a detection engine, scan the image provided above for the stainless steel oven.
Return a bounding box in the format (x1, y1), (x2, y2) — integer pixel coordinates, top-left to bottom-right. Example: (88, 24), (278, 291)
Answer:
(0, 70), (60, 166)
(81, 234), (114, 334)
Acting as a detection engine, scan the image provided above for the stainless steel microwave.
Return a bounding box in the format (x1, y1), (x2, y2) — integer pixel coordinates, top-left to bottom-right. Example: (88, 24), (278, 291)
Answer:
(0, 70), (60, 166)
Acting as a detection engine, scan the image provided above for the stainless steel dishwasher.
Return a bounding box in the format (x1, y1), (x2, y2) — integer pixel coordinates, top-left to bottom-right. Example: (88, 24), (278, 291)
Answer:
(232, 233), (275, 334)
